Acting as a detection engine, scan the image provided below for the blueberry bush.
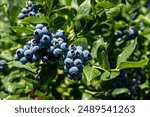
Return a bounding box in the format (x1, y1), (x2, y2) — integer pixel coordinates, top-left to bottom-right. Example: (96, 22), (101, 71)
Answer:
(0, 0), (150, 100)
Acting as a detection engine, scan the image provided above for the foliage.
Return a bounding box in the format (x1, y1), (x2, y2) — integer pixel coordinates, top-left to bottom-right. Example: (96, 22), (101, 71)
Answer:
(0, 0), (150, 100)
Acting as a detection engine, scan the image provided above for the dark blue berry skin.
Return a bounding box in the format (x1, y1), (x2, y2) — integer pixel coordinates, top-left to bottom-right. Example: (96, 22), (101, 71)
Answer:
(36, 24), (44, 29)
(42, 27), (51, 35)
(27, 0), (33, 7)
(74, 59), (82, 67)
(53, 48), (62, 57)
(60, 43), (67, 50)
(69, 66), (79, 77)
(67, 50), (75, 59)
(0, 59), (6, 70)
(32, 54), (40, 62)
(31, 46), (40, 55)
(64, 58), (73, 67)
(21, 8), (28, 14)
(18, 13), (25, 19)
(23, 45), (30, 50)
(40, 35), (51, 44)
(68, 44), (76, 51)
(20, 57), (27, 64)
(52, 29), (66, 40)
(34, 29), (42, 40)
(14, 54), (20, 61)
(16, 48), (24, 58)
(75, 49), (82, 58)
(24, 50), (33, 59)
(18, 0), (40, 19)
(83, 50), (92, 60)
(0, 60), (6, 65)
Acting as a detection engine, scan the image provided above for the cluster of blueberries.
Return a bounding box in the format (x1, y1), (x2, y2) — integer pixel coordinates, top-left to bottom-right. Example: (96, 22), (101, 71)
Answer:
(18, 0), (41, 19)
(115, 27), (138, 39)
(0, 59), (6, 71)
(14, 24), (92, 80)
(112, 69), (144, 98)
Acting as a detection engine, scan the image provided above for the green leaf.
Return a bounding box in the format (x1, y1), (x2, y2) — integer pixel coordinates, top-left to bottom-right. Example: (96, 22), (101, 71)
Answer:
(39, 63), (57, 90)
(112, 88), (130, 97)
(117, 59), (149, 70)
(117, 39), (137, 67)
(11, 26), (33, 34)
(72, 37), (88, 50)
(76, 0), (91, 20)
(106, 4), (123, 19)
(21, 16), (47, 24)
(91, 38), (105, 58)
(83, 66), (101, 82)
(97, 50), (110, 70)
(100, 71), (120, 87)
(95, 0), (121, 9)
(8, 61), (36, 74)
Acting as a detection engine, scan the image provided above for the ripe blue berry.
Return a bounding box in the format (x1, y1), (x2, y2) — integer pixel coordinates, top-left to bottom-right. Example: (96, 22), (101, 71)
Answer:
(20, 57), (27, 64)
(42, 27), (50, 35)
(74, 59), (82, 67)
(60, 43), (67, 50)
(21, 8), (28, 13)
(68, 44), (76, 50)
(28, 11), (36, 16)
(69, 67), (79, 77)
(16, 48), (24, 58)
(34, 29), (42, 37)
(64, 58), (73, 67)
(14, 54), (20, 61)
(36, 24), (44, 29)
(40, 35), (50, 44)
(24, 50), (33, 59)
(18, 13), (25, 19)
(53, 48), (62, 57)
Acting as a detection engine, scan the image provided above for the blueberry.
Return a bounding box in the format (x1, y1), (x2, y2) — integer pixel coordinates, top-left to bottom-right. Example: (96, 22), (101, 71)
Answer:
(49, 46), (55, 52)
(68, 44), (76, 50)
(32, 46), (40, 53)
(24, 49), (33, 59)
(64, 66), (69, 73)
(40, 35), (50, 44)
(74, 59), (82, 67)
(57, 37), (64, 44)
(42, 27), (50, 35)
(34, 29), (42, 36)
(21, 8), (28, 13)
(69, 67), (79, 77)
(75, 49), (82, 57)
(16, 48), (24, 58)
(53, 29), (65, 38)
(83, 50), (92, 60)
(67, 50), (75, 58)
(36, 24), (44, 29)
(23, 45), (30, 50)
(28, 11), (36, 16)
(64, 58), (73, 67)
(60, 43), (67, 50)
(32, 54), (40, 62)
(20, 57), (27, 64)
(18, 13), (25, 19)
(76, 46), (83, 50)
(27, 0), (33, 7)
(0, 60), (6, 65)
(53, 48), (62, 57)
(14, 54), (20, 61)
